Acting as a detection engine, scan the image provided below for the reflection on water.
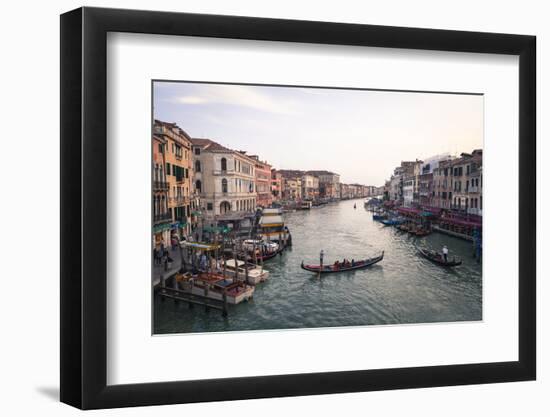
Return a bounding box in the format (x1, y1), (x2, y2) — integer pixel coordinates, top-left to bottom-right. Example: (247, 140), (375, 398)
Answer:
(154, 199), (482, 334)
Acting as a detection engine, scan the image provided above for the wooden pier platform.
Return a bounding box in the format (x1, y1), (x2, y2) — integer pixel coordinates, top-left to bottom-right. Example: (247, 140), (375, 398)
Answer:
(157, 285), (228, 316)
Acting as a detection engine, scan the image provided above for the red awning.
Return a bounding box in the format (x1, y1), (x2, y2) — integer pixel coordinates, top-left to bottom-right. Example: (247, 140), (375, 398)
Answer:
(440, 218), (482, 228)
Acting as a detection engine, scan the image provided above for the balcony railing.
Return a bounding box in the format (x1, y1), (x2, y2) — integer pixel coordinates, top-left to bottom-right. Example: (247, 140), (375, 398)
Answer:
(467, 208), (482, 216)
(468, 186), (479, 193)
(212, 169), (235, 175)
(169, 196), (189, 206)
(153, 213), (172, 223)
(153, 180), (169, 191)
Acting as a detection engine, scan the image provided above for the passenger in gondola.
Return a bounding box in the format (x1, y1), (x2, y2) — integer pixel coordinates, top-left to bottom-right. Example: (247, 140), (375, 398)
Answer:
(351, 259), (355, 267)
(334, 260), (340, 270)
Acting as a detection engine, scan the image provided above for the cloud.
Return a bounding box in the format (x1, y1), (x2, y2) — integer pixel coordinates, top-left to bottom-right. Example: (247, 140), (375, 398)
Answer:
(167, 84), (300, 115)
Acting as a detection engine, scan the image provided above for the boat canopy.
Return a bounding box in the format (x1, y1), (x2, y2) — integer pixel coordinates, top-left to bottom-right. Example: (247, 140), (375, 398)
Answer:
(259, 214), (284, 226)
(262, 208), (282, 216)
(181, 241), (221, 251)
(225, 259), (246, 268)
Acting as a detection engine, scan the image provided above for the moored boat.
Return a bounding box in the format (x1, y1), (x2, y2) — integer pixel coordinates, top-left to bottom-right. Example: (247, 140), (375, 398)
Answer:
(297, 201), (312, 210)
(381, 217), (405, 226)
(418, 248), (462, 267)
(224, 258), (270, 285)
(175, 272), (255, 304)
(300, 251), (384, 274)
(242, 239), (281, 261)
(258, 207), (292, 246)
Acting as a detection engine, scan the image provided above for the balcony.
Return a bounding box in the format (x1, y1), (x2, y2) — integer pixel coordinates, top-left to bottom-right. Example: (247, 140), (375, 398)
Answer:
(153, 212), (172, 223)
(169, 196), (189, 206)
(468, 186), (479, 193)
(153, 180), (169, 191)
(212, 169), (235, 176)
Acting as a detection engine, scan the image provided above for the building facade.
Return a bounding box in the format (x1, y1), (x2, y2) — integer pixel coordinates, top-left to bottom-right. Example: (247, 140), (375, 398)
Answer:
(283, 177), (302, 200)
(152, 133), (171, 246)
(250, 156), (273, 208)
(271, 169), (283, 202)
(432, 159), (454, 209)
(450, 150), (483, 214)
(301, 174), (320, 200)
(191, 138), (257, 219)
(154, 120), (195, 240)
(402, 175), (415, 207)
(307, 170), (341, 199)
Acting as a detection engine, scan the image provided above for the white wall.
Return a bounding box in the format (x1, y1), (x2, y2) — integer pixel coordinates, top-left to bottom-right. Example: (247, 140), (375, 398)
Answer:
(0, 0), (546, 416)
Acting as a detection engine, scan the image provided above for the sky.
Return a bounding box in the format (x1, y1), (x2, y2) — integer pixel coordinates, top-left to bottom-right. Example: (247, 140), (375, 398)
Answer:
(153, 81), (483, 186)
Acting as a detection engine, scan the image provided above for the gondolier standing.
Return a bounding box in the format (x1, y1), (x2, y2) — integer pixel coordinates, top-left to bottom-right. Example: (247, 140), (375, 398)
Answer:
(318, 250), (324, 279)
(442, 245), (449, 263)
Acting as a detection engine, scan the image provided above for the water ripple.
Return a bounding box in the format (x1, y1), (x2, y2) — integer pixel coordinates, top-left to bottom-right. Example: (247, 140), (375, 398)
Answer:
(155, 199), (482, 333)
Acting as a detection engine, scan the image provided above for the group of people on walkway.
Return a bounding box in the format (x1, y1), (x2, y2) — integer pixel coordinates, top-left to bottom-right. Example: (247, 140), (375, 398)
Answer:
(153, 237), (177, 268)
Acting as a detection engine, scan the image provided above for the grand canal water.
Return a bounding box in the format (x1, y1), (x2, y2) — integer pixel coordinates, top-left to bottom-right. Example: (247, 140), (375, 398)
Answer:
(154, 198), (482, 334)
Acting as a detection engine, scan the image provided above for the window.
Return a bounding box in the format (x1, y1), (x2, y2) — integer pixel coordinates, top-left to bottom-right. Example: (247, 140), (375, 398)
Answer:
(166, 163), (171, 176)
(221, 157), (227, 171)
(222, 178), (228, 193)
(194, 147), (200, 155)
(158, 144), (163, 153)
(195, 180), (202, 193)
(195, 160), (201, 172)
(207, 202), (213, 211)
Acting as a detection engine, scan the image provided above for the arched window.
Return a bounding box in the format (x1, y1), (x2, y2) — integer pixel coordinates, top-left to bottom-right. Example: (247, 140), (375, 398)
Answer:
(221, 178), (228, 193)
(221, 157), (227, 171)
(195, 160), (201, 172)
(220, 201), (231, 214)
(196, 180), (202, 193)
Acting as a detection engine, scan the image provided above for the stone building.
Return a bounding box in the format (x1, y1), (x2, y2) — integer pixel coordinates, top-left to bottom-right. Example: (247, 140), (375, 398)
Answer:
(432, 158), (454, 209)
(307, 170), (341, 199)
(191, 138), (257, 220)
(283, 177), (302, 201)
(451, 149), (483, 214)
(402, 175), (415, 207)
(301, 174), (320, 200)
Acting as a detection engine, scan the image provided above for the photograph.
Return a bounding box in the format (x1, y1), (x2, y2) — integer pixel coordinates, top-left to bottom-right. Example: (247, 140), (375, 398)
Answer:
(152, 81), (484, 334)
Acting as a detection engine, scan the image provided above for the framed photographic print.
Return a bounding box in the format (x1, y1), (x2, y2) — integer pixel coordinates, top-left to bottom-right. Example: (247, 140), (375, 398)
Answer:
(60, 6), (536, 409)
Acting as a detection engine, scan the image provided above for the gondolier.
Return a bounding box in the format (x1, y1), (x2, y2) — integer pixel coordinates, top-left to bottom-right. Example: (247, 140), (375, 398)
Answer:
(417, 247), (461, 267)
(442, 245), (449, 262)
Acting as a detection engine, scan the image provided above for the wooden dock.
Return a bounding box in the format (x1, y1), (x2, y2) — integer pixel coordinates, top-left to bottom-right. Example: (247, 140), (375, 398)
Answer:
(157, 285), (229, 317)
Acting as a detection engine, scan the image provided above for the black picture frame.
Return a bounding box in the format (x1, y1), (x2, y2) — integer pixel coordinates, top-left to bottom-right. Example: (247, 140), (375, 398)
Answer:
(60, 6), (536, 410)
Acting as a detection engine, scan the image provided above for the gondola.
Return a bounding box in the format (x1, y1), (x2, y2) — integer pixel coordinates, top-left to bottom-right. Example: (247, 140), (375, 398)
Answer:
(418, 248), (462, 267)
(300, 251), (384, 274)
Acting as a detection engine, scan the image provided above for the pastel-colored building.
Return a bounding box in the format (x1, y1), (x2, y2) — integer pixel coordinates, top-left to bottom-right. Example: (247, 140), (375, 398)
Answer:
(271, 169), (283, 202)
(154, 119), (195, 239)
(307, 170), (340, 199)
(152, 133), (171, 246)
(250, 155), (273, 208)
(301, 174), (319, 201)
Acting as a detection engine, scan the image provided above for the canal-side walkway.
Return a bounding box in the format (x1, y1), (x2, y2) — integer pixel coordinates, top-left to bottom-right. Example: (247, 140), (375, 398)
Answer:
(152, 246), (184, 287)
